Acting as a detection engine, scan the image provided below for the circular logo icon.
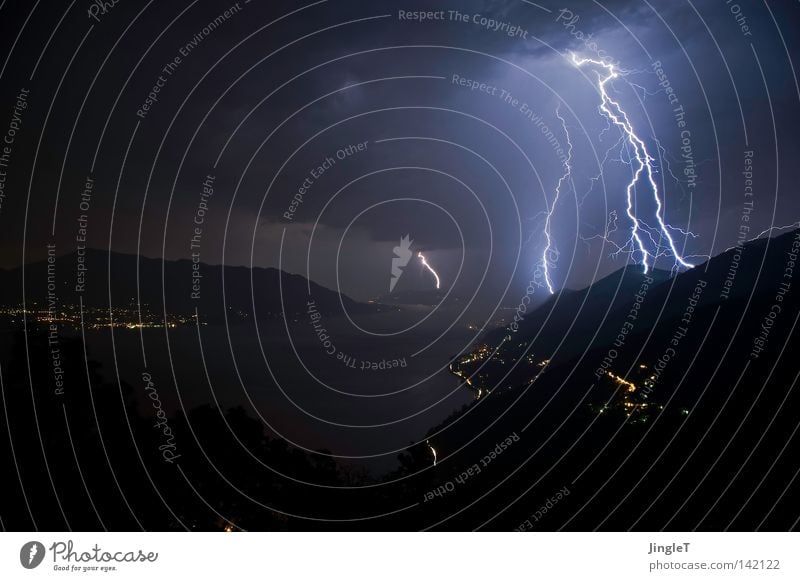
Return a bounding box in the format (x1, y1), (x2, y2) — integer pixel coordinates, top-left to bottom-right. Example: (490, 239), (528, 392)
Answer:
(19, 541), (45, 569)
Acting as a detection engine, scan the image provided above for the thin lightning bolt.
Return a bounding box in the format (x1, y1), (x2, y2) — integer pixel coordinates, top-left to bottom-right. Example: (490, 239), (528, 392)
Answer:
(541, 105), (574, 294)
(572, 53), (694, 274)
(427, 440), (437, 466)
(580, 210), (619, 252)
(655, 140), (690, 203)
(418, 252), (440, 289)
(28, 544), (38, 565)
(743, 222), (800, 245)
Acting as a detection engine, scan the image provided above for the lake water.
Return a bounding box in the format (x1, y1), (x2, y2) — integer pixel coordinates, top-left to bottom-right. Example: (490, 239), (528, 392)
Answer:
(80, 305), (485, 473)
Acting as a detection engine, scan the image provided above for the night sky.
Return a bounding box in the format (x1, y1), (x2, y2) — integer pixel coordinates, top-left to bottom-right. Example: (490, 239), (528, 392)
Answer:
(1, 0), (798, 301)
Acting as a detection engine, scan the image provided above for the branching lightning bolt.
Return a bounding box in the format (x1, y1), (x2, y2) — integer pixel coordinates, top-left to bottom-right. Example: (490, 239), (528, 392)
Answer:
(572, 53), (694, 275)
(418, 252), (441, 289)
(541, 105), (574, 294)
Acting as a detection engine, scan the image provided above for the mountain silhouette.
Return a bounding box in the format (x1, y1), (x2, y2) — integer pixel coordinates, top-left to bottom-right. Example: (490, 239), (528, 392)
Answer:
(421, 229), (800, 530)
(0, 249), (385, 321)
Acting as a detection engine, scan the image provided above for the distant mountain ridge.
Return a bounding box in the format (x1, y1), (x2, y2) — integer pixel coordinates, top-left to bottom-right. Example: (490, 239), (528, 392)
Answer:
(479, 265), (673, 362)
(0, 248), (384, 320)
(478, 230), (800, 361)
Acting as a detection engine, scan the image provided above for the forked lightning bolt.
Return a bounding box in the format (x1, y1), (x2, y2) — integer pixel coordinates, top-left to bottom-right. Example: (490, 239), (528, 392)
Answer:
(418, 252), (441, 289)
(541, 104), (574, 294)
(571, 53), (694, 275)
